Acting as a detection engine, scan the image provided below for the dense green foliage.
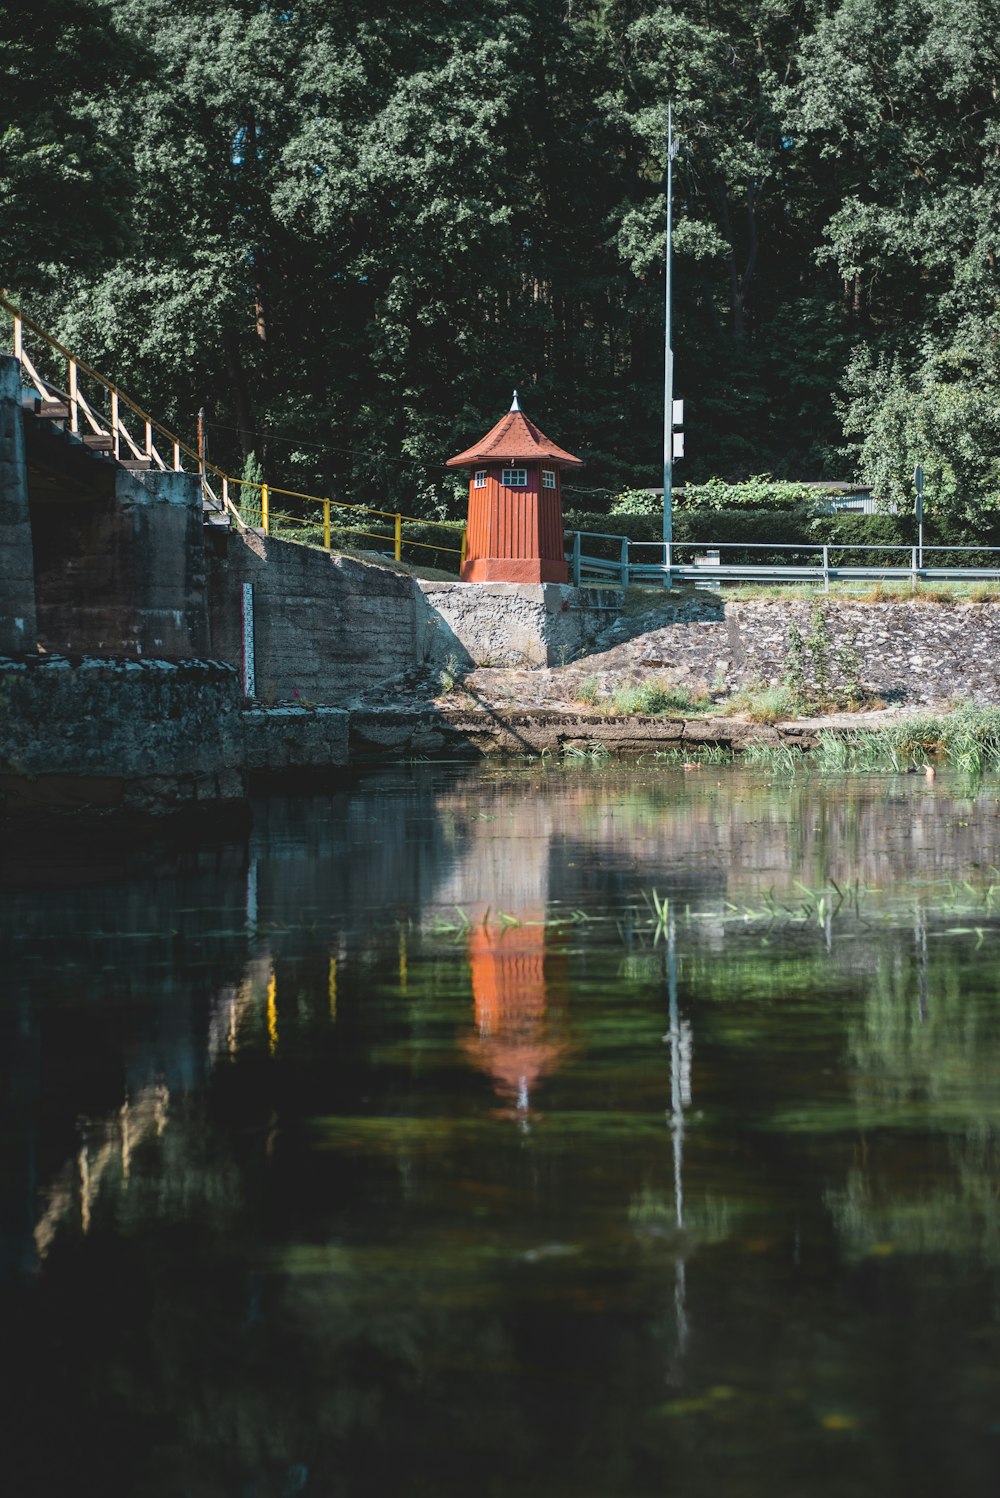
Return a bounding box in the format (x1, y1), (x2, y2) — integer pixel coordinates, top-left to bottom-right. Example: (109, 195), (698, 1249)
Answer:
(3, 1), (999, 521)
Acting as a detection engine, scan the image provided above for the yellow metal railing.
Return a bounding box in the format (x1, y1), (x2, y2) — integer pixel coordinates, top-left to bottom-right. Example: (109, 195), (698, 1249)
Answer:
(1, 294), (466, 570)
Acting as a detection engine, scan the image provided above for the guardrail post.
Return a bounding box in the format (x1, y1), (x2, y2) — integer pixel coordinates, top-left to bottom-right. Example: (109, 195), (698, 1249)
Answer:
(572, 531), (581, 588)
(394, 513), (402, 561)
(323, 500), (331, 550)
(261, 483), (269, 537)
(665, 542), (673, 591)
(620, 537), (629, 588)
(911, 545), (918, 592)
(68, 358), (79, 433)
(823, 545), (830, 593)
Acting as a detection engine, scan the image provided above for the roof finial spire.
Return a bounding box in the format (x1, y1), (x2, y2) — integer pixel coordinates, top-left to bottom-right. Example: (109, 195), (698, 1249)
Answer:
(510, 389), (520, 412)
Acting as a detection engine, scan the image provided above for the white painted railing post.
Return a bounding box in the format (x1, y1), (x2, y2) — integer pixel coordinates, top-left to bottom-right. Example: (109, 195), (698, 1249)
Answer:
(111, 390), (120, 459)
(12, 313), (21, 362)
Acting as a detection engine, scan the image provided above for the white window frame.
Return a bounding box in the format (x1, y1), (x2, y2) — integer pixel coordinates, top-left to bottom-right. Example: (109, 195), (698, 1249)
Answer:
(542, 468), (556, 489)
(473, 469), (487, 489)
(501, 467), (527, 488)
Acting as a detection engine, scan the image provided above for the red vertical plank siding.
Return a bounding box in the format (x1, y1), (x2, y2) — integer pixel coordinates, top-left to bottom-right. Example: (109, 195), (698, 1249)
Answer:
(454, 413), (574, 583)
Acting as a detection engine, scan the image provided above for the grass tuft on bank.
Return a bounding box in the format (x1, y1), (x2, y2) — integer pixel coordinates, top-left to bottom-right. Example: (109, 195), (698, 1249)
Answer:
(814, 705), (1000, 774)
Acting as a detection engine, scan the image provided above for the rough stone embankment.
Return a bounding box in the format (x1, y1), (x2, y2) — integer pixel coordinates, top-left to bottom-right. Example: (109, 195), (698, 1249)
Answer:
(557, 593), (1000, 707)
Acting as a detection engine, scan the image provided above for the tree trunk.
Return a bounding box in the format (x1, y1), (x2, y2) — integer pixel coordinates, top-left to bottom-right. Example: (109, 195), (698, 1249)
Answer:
(221, 328), (256, 465)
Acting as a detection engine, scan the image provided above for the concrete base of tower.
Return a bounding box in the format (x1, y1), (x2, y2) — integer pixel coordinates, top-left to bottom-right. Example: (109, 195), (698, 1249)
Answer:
(460, 557), (569, 585)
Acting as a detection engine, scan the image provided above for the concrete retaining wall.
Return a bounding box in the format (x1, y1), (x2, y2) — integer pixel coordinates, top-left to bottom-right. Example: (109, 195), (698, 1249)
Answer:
(208, 532), (423, 703)
(30, 466), (210, 657)
(0, 357), (37, 653)
(418, 581), (621, 668)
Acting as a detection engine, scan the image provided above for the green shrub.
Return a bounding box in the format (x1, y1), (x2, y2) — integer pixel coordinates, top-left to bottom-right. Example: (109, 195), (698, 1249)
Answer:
(723, 682), (799, 723)
(610, 678), (710, 716)
(679, 475), (818, 511)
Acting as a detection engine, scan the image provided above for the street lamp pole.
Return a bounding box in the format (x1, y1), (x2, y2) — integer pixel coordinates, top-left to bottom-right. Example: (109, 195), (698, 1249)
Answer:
(663, 102), (677, 547)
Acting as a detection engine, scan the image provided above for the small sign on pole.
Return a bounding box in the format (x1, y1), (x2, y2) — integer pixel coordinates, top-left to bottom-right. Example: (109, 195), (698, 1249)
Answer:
(672, 399), (684, 428)
(673, 431), (685, 459)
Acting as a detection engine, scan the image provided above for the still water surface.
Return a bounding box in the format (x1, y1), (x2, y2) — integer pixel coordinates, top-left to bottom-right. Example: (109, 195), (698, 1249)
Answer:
(4, 763), (1000, 1497)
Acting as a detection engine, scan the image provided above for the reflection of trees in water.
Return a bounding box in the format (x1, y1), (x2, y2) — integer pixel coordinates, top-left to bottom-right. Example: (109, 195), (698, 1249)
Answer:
(435, 770), (1000, 918)
(828, 932), (1000, 1265)
(11, 770), (1000, 1495)
(845, 939), (997, 1117)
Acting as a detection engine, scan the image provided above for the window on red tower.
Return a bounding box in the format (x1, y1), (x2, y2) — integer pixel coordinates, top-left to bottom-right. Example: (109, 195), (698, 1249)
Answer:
(542, 469), (556, 489)
(474, 469), (487, 488)
(501, 468), (527, 488)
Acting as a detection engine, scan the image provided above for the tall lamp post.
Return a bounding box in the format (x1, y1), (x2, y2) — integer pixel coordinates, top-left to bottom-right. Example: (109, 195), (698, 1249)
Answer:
(914, 464), (924, 571)
(663, 105), (682, 558)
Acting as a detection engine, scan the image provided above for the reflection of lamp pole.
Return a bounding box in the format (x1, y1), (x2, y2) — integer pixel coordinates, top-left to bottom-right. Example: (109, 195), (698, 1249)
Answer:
(915, 906), (929, 1026)
(665, 909), (689, 1353)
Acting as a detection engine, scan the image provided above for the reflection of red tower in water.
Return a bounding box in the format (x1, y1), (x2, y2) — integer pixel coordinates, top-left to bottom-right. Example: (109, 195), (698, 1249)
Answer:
(462, 919), (569, 1118)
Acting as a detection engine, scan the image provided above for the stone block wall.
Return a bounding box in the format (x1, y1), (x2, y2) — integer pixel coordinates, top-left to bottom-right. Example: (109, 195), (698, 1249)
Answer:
(0, 655), (244, 814)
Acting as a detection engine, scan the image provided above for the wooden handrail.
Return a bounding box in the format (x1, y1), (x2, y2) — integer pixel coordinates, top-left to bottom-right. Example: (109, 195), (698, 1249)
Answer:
(0, 293), (464, 568)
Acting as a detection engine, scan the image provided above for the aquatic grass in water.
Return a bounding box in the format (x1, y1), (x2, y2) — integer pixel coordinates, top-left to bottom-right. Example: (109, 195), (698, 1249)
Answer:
(815, 704), (1000, 774)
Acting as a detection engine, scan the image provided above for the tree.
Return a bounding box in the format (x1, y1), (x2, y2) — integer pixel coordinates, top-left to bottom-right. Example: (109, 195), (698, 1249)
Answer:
(0, 0), (136, 273)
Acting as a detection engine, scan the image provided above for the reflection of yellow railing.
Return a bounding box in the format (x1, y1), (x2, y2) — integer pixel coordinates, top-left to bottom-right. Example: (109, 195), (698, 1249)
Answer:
(1, 294), (466, 570)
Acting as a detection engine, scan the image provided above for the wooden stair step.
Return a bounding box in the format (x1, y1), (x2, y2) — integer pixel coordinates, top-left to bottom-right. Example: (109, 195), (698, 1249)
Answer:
(31, 401), (71, 422)
(82, 433), (114, 451)
(120, 459), (153, 470)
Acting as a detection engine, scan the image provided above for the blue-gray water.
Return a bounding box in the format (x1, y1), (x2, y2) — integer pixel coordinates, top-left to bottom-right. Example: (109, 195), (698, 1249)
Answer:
(3, 763), (1000, 1497)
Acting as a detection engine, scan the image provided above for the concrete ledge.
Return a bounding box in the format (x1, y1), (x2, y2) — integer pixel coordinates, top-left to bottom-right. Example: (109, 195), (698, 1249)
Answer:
(348, 706), (808, 759)
(243, 705), (350, 771)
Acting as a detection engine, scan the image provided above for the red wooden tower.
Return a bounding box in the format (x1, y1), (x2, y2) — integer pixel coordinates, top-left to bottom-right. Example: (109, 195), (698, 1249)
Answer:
(446, 393), (583, 583)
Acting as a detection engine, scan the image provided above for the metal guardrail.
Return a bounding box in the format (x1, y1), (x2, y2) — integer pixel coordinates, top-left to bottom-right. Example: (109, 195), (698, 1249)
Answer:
(1, 295), (466, 571)
(566, 534), (1000, 589)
